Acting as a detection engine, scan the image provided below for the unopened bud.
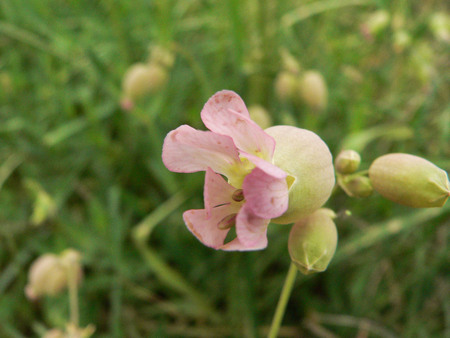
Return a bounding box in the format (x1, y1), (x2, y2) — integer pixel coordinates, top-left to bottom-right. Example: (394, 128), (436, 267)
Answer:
(280, 49), (301, 74)
(361, 10), (390, 38)
(25, 254), (68, 300)
(274, 71), (298, 102)
(44, 329), (65, 338)
(25, 249), (83, 300)
(369, 153), (450, 208)
(265, 126), (335, 224)
(149, 45), (175, 68)
(248, 105), (272, 129)
(341, 176), (373, 198)
(298, 70), (328, 111)
(429, 12), (449, 43)
(393, 30), (412, 53)
(288, 209), (338, 275)
(121, 63), (168, 109)
(335, 150), (361, 175)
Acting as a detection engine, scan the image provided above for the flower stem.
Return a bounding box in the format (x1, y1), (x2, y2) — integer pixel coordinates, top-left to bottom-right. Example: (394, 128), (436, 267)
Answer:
(268, 262), (298, 338)
(67, 263), (79, 327)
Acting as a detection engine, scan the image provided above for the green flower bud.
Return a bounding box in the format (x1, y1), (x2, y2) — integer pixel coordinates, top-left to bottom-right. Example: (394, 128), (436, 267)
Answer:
(335, 150), (361, 175)
(121, 63), (168, 109)
(265, 126), (335, 224)
(393, 30), (412, 53)
(288, 208), (338, 275)
(274, 71), (298, 102)
(298, 70), (328, 111)
(369, 153), (450, 208)
(341, 176), (373, 198)
(248, 105), (273, 129)
(429, 12), (450, 43)
(149, 45), (175, 69)
(362, 10), (390, 36)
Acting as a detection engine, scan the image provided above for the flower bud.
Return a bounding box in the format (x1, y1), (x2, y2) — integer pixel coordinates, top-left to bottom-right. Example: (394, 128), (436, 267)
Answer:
(25, 250), (83, 300)
(369, 153), (450, 208)
(25, 254), (68, 300)
(288, 208), (338, 275)
(274, 71), (298, 102)
(335, 150), (361, 175)
(341, 176), (373, 198)
(298, 70), (328, 111)
(360, 10), (390, 38)
(265, 126), (335, 224)
(149, 45), (175, 68)
(393, 30), (411, 53)
(429, 12), (449, 43)
(248, 105), (272, 129)
(121, 63), (168, 109)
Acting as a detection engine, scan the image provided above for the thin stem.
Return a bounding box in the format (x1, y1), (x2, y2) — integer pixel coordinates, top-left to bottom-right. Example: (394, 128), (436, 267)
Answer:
(67, 264), (79, 327)
(268, 262), (298, 338)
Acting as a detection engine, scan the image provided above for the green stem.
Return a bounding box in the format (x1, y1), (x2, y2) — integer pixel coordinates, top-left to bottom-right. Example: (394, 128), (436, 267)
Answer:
(67, 263), (79, 327)
(268, 262), (298, 338)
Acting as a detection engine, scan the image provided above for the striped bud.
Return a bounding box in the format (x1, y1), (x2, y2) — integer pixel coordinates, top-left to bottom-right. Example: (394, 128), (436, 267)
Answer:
(288, 209), (338, 275)
(369, 153), (450, 208)
(265, 126), (335, 224)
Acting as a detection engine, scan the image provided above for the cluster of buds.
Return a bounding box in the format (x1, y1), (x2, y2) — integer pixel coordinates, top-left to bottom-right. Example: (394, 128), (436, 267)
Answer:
(120, 45), (175, 110)
(25, 249), (82, 300)
(274, 50), (328, 111)
(335, 150), (373, 198)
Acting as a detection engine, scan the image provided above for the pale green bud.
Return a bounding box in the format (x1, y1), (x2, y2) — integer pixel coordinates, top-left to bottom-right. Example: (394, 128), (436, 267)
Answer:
(274, 71), (298, 102)
(429, 12), (450, 43)
(369, 153), (450, 208)
(149, 45), (175, 69)
(335, 150), (361, 175)
(288, 208), (338, 275)
(248, 105), (273, 129)
(393, 30), (412, 53)
(298, 70), (328, 111)
(341, 176), (373, 198)
(280, 48), (301, 74)
(121, 63), (168, 109)
(265, 126), (335, 224)
(362, 10), (390, 37)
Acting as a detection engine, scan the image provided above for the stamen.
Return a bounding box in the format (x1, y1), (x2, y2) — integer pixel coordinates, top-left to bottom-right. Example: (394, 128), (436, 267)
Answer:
(232, 189), (244, 202)
(217, 213), (237, 230)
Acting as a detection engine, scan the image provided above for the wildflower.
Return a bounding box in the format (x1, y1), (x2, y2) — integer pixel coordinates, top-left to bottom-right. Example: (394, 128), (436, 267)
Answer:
(162, 91), (289, 250)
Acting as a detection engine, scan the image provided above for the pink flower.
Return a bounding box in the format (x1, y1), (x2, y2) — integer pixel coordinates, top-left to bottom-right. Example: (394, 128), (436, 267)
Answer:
(162, 90), (289, 251)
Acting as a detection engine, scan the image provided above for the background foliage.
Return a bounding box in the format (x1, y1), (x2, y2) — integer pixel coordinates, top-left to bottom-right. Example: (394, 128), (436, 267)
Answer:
(0, 0), (448, 337)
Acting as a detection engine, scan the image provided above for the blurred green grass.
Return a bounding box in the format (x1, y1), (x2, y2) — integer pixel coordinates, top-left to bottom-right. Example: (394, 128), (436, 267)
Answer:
(0, 0), (449, 337)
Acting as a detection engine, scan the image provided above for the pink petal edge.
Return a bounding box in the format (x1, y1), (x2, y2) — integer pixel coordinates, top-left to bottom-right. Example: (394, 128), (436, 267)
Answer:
(201, 91), (275, 160)
(162, 125), (241, 177)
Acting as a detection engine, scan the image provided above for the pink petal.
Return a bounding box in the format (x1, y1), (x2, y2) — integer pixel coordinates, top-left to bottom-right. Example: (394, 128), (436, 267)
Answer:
(204, 168), (240, 218)
(242, 167), (289, 219)
(220, 237), (267, 251)
(201, 91), (275, 160)
(183, 206), (234, 249)
(162, 125), (241, 177)
(241, 152), (287, 179)
(233, 204), (269, 249)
